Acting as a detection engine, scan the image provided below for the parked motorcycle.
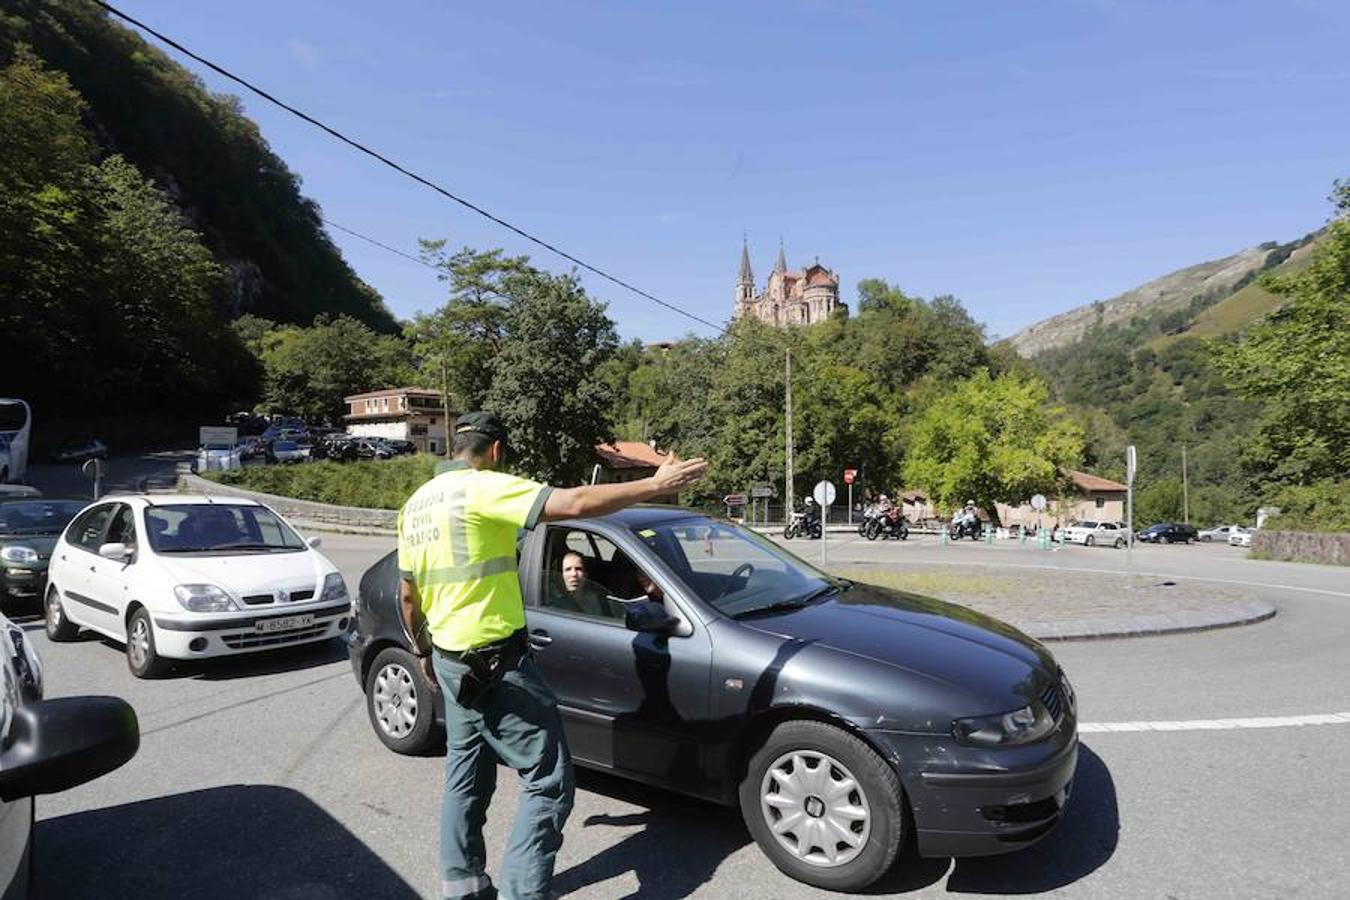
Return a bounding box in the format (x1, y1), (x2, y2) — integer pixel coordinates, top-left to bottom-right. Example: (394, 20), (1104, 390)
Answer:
(784, 511), (822, 540)
(864, 511), (909, 541)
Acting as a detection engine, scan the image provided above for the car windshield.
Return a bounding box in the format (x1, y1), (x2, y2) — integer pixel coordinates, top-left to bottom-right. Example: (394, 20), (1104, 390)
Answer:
(0, 500), (85, 535)
(629, 516), (836, 617)
(144, 504), (306, 553)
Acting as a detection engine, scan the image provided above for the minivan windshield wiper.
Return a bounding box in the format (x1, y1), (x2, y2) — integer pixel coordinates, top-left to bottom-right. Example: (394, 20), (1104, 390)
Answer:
(731, 583), (841, 619)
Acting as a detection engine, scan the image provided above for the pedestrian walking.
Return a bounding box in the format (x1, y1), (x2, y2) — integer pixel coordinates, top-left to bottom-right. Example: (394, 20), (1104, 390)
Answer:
(398, 412), (706, 900)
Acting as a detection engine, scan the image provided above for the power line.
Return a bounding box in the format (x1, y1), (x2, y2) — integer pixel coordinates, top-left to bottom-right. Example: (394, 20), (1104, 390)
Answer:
(91, 0), (724, 333)
(320, 217), (440, 273)
(320, 216), (520, 310)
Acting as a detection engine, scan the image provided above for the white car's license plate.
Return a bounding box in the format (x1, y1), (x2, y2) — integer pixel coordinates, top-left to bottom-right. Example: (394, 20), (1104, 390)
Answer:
(256, 614), (315, 634)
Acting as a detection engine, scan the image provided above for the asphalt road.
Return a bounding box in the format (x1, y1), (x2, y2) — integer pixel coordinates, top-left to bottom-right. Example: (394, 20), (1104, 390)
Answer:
(16, 520), (1347, 899)
(19, 453), (1350, 897)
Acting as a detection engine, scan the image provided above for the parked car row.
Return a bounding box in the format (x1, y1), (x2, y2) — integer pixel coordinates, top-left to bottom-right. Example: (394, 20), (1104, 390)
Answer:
(197, 432), (419, 472)
(1056, 519), (1264, 549)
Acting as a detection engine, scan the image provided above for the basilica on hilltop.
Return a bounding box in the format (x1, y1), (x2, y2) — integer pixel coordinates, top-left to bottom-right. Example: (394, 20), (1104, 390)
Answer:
(733, 239), (845, 326)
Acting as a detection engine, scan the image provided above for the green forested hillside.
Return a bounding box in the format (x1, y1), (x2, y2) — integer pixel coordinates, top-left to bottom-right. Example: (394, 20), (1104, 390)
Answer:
(1149, 235), (1321, 349)
(0, 0), (395, 332)
(1028, 209), (1348, 531)
(0, 0), (396, 446)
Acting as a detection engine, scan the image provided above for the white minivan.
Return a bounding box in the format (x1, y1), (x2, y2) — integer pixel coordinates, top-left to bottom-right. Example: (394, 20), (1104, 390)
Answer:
(44, 495), (350, 677)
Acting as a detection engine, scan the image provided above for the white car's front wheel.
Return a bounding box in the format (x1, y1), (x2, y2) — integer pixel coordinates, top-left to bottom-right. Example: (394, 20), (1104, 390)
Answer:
(125, 607), (169, 679)
(45, 586), (79, 642)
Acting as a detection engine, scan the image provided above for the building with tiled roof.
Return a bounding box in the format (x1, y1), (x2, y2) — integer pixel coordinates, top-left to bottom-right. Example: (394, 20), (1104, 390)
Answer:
(734, 238), (846, 326)
(996, 469), (1129, 531)
(594, 441), (677, 502)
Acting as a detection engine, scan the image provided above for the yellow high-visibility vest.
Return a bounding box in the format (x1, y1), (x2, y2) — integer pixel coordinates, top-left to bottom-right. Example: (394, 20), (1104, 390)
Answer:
(397, 460), (551, 651)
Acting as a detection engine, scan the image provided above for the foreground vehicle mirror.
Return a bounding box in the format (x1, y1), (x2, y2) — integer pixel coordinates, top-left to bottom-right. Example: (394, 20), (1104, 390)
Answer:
(624, 600), (681, 635)
(307, 536), (323, 549)
(0, 696), (139, 801)
(98, 542), (131, 561)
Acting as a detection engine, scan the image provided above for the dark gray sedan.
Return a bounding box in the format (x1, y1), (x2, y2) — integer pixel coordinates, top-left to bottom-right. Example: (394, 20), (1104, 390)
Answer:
(347, 507), (1077, 891)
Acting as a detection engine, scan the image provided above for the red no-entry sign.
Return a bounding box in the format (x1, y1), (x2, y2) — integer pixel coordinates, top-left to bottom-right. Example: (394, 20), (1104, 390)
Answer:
(843, 469), (856, 485)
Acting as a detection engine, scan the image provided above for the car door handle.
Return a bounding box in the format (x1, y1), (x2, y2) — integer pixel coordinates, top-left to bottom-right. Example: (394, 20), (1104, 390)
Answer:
(89, 566), (96, 573)
(528, 629), (552, 648)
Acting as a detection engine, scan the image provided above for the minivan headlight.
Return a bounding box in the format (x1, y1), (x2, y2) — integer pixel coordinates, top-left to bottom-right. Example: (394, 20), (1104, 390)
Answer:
(952, 703), (1056, 747)
(319, 572), (349, 605)
(174, 584), (237, 613)
(0, 546), (39, 565)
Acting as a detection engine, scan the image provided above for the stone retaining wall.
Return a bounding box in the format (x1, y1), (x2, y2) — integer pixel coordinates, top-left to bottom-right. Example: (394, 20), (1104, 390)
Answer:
(1251, 530), (1350, 566)
(178, 473), (398, 529)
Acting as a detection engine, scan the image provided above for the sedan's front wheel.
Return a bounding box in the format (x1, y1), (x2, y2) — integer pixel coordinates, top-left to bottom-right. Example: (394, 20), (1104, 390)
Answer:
(366, 647), (442, 755)
(739, 721), (904, 892)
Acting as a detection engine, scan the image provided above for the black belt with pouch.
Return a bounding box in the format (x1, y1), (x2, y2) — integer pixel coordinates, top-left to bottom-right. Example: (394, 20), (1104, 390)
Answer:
(438, 629), (527, 709)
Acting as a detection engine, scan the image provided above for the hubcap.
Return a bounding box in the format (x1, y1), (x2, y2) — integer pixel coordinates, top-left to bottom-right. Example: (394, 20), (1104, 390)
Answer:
(47, 592), (61, 626)
(760, 750), (871, 868)
(373, 663), (419, 738)
(129, 618), (150, 668)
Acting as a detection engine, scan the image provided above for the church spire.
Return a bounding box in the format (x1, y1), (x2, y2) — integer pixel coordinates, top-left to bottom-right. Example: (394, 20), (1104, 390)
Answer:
(774, 238), (787, 274)
(738, 235), (753, 286)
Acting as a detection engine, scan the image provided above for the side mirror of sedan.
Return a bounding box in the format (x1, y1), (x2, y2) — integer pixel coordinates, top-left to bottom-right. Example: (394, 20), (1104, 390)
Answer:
(0, 696), (140, 802)
(306, 536), (323, 549)
(98, 542), (131, 561)
(624, 600), (681, 635)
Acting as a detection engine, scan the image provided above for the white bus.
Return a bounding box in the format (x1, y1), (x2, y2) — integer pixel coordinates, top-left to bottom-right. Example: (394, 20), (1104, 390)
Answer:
(0, 399), (32, 484)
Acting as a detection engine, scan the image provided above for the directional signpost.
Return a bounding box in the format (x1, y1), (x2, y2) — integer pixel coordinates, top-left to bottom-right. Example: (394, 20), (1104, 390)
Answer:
(723, 493), (748, 519)
(814, 480), (836, 565)
(750, 484), (775, 526)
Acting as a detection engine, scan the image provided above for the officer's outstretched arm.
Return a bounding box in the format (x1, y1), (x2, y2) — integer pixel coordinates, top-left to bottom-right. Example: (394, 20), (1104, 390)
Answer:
(541, 455), (708, 522)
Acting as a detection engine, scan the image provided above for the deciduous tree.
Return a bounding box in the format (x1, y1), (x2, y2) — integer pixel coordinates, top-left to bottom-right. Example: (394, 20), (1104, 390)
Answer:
(902, 370), (1084, 518)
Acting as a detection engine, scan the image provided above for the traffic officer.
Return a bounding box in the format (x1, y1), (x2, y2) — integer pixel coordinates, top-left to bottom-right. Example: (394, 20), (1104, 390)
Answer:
(398, 412), (706, 900)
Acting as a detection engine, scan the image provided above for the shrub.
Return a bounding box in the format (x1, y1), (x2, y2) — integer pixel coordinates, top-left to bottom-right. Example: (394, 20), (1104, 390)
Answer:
(207, 455), (439, 510)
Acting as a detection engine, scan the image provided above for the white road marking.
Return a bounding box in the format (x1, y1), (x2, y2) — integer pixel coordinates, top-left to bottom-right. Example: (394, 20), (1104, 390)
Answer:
(835, 555), (1350, 598)
(1080, 712), (1350, 733)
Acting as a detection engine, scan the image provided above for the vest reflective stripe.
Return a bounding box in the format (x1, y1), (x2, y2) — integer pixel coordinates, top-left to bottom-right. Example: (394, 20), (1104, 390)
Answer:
(419, 555), (516, 585)
(446, 480), (471, 565)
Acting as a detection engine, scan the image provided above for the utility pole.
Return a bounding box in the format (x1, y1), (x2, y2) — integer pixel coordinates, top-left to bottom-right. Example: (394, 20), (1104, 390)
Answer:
(784, 347), (794, 522)
(1182, 444), (1189, 524)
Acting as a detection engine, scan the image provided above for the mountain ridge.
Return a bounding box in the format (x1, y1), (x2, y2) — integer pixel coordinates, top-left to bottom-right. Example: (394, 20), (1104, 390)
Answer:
(1007, 242), (1280, 357)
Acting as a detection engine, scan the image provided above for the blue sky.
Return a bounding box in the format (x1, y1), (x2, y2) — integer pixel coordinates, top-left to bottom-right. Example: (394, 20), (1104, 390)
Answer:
(117, 0), (1348, 341)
